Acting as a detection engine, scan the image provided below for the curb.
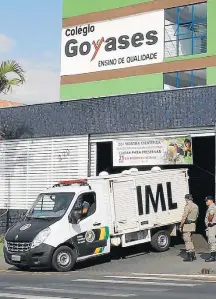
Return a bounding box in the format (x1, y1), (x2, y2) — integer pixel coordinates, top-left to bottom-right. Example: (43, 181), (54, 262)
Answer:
(0, 269), (216, 280)
(131, 272), (216, 281)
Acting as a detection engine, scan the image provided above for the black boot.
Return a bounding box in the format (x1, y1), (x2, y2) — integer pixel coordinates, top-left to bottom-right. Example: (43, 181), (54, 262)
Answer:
(192, 251), (197, 261)
(205, 252), (216, 262)
(183, 251), (193, 262)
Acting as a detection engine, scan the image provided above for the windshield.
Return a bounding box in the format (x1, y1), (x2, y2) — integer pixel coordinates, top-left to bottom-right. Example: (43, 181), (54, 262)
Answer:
(27, 192), (75, 219)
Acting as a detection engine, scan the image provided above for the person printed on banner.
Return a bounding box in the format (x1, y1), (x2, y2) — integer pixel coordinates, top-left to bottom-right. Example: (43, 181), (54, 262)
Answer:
(184, 138), (192, 157)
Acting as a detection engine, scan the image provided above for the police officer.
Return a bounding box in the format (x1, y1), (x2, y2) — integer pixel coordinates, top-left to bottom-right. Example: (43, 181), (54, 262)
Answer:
(180, 194), (199, 262)
(204, 196), (216, 262)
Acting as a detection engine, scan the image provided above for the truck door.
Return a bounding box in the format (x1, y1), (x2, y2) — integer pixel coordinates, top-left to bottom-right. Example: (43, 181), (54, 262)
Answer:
(70, 191), (110, 259)
(112, 179), (139, 233)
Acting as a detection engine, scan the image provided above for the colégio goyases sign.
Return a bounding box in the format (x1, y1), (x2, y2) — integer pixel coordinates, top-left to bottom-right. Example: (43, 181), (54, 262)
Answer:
(61, 10), (164, 76)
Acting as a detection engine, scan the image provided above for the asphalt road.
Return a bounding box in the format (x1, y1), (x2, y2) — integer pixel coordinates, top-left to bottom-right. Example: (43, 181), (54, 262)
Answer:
(1, 239), (216, 299)
(0, 270), (216, 299)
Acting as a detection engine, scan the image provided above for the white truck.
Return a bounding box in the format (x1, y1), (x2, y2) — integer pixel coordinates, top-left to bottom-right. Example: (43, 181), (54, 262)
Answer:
(4, 168), (189, 272)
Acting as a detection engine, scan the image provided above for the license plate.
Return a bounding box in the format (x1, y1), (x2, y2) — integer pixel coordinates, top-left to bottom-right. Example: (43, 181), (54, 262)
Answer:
(11, 255), (21, 262)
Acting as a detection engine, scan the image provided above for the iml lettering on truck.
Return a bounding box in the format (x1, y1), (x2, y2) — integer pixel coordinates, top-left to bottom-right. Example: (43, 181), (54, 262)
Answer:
(136, 182), (178, 215)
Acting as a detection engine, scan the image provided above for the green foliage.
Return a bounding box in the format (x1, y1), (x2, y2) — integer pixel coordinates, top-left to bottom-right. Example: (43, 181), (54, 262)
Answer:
(0, 60), (25, 94)
(0, 235), (4, 244)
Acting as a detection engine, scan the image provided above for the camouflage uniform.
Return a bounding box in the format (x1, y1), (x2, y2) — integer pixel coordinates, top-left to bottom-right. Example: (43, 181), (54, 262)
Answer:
(182, 200), (199, 252)
(205, 202), (216, 262)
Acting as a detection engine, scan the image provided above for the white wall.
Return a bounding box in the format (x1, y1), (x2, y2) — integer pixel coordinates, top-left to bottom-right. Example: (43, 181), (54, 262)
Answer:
(164, 84), (177, 90)
(0, 136), (89, 210)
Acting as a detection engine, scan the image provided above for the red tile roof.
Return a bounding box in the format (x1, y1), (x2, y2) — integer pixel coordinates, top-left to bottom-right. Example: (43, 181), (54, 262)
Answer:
(0, 99), (24, 108)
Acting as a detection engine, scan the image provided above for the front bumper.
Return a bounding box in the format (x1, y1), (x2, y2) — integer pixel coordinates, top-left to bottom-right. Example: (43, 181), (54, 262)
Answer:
(4, 243), (54, 269)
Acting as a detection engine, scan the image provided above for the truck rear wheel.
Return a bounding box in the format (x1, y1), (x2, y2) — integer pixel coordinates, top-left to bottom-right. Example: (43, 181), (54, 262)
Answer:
(151, 230), (170, 252)
(52, 246), (76, 272)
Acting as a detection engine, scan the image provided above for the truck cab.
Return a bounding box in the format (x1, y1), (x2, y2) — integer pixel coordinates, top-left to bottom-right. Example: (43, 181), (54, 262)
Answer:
(4, 168), (189, 272)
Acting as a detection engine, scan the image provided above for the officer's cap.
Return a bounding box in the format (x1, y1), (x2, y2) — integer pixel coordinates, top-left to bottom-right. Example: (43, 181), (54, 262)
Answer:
(205, 196), (215, 202)
(185, 194), (193, 200)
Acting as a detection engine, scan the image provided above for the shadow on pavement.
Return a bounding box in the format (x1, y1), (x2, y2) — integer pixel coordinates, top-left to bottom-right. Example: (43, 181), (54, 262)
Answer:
(5, 236), (211, 273)
(199, 252), (210, 260)
(75, 244), (151, 270)
(75, 236), (187, 270)
(177, 249), (186, 260)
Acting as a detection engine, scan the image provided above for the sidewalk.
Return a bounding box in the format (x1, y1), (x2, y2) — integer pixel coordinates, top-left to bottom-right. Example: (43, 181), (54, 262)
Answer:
(0, 238), (216, 275)
(0, 243), (7, 270)
(0, 243), (3, 257)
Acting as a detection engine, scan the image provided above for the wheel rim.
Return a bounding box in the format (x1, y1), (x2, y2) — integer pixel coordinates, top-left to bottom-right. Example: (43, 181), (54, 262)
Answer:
(57, 251), (71, 267)
(157, 234), (168, 248)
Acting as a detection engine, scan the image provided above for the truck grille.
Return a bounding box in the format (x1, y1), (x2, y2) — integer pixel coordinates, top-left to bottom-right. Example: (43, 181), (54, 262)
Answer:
(7, 242), (31, 253)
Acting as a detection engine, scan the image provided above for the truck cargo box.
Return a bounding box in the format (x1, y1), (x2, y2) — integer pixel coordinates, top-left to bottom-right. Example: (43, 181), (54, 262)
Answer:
(89, 168), (189, 236)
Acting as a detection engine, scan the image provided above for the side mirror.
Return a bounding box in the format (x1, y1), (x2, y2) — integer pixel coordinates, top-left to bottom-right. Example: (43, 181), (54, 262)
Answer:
(68, 210), (80, 224)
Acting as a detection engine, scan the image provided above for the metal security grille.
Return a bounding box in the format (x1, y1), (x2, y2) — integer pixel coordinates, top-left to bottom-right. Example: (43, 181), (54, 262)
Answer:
(7, 241), (31, 253)
(0, 135), (89, 210)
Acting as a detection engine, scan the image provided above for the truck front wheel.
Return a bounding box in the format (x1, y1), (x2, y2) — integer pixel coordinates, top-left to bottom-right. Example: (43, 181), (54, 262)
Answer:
(151, 230), (170, 252)
(52, 246), (76, 272)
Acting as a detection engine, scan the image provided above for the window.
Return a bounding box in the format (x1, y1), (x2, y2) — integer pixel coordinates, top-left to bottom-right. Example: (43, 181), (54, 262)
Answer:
(73, 192), (96, 220)
(30, 192), (75, 218)
(164, 68), (206, 89)
(165, 2), (207, 57)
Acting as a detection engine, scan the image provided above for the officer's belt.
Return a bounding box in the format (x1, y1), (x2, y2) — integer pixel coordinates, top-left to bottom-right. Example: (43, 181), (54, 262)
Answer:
(185, 220), (196, 224)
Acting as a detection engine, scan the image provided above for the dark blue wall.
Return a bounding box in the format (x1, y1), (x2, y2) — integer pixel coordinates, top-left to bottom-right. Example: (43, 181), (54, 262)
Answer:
(0, 86), (215, 139)
(0, 210), (27, 235)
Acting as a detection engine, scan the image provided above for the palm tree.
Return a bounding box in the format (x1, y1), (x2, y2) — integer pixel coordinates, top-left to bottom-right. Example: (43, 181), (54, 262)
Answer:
(0, 60), (25, 94)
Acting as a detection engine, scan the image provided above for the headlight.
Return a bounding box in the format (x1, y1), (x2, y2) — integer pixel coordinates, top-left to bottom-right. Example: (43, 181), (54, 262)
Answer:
(31, 227), (51, 249)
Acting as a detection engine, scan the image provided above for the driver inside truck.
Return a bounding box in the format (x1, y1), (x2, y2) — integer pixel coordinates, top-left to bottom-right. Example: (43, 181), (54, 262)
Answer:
(74, 193), (96, 220)
(73, 196), (90, 219)
(81, 200), (90, 217)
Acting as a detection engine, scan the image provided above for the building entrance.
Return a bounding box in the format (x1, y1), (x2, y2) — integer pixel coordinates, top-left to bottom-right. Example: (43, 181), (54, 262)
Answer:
(96, 136), (215, 234)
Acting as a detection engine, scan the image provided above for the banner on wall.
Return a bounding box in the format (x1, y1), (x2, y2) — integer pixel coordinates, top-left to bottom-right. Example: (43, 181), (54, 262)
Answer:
(61, 10), (164, 76)
(113, 136), (193, 166)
